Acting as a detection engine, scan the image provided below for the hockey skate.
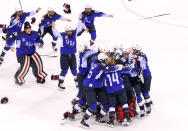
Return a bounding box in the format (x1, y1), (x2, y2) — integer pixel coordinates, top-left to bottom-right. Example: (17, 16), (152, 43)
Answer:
(81, 119), (89, 128)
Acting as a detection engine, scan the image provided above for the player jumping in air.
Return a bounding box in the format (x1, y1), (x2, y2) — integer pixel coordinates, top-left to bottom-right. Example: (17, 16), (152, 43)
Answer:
(77, 4), (113, 46)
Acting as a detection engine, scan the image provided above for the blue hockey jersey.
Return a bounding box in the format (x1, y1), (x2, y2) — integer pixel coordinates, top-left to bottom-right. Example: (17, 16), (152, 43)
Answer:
(81, 10), (109, 27)
(39, 12), (66, 31)
(7, 11), (38, 35)
(104, 65), (125, 94)
(52, 20), (86, 54)
(83, 61), (105, 88)
(16, 31), (43, 55)
(78, 49), (98, 75)
(137, 53), (151, 77)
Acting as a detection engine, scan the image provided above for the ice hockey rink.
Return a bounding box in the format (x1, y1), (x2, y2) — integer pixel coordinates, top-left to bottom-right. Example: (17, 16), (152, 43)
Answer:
(0, 0), (188, 130)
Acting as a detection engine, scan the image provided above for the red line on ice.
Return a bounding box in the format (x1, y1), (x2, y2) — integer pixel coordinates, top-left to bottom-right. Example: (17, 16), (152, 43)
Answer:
(121, 0), (188, 29)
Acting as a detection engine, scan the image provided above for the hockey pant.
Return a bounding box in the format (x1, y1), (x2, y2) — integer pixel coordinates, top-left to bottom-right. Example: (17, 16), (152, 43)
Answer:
(77, 24), (96, 43)
(15, 52), (47, 84)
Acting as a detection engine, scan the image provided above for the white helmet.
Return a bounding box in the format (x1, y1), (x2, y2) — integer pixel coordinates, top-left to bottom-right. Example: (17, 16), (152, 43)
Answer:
(78, 43), (89, 52)
(131, 44), (141, 51)
(90, 45), (98, 52)
(15, 7), (23, 12)
(85, 3), (92, 9)
(115, 49), (122, 56)
(48, 7), (54, 12)
(98, 53), (108, 62)
(123, 48), (130, 53)
(65, 25), (73, 32)
(114, 49), (122, 60)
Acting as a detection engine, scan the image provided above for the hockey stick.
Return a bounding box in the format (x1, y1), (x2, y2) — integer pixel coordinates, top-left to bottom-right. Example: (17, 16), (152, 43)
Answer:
(139, 13), (170, 20)
(18, 0), (23, 10)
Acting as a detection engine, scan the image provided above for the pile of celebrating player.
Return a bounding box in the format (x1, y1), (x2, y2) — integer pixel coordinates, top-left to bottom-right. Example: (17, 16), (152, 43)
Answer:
(0, 3), (152, 128)
(62, 43), (152, 128)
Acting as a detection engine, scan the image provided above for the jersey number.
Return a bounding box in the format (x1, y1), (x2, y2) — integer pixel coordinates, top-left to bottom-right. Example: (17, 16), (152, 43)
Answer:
(105, 72), (120, 86)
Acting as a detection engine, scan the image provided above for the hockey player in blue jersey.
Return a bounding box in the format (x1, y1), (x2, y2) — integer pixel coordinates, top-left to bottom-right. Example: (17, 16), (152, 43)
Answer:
(113, 49), (138, 119)
(80, 52), (108, 128)
(52, 20), (86, 90)
(126, 46), (147, 117)
(132, 44), (152, 114)
(0, 7), (41, 65)
(14, 22), (47, 85)
(77, 4), (113, 46)
(65, 46), (102, 121)
(104, 53), (132, 127)
(38, 7), (71, 51)
(74, 44), (99, 103)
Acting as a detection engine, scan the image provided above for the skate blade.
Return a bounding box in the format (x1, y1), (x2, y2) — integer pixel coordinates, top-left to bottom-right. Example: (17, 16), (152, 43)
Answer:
(107, 123), (114, 128)
(80, 124), (89, 129)
(58, 88), (65, 91)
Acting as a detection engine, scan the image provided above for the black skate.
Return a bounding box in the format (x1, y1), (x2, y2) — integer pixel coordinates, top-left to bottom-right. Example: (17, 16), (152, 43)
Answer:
(37, 78), (45, 84)
(69, 113), (76, 120)
(95, 114), (106, 123)
(90, 40), (94, 46)
(140, 110), (145, 117)
(15, 80), (23, 86)
(107, 117), (115, 128)
(69, 108), (79, 120)
(119, 114), (131, 126)
(58, 86), (65, 90)
(0, 56), (4, 65)
(145, 102), (151, 114)
(81, 119), (89, 128)
(146, 107), (151, 114)
(58, 82), (65, 90)
(126, 114), (132, 122)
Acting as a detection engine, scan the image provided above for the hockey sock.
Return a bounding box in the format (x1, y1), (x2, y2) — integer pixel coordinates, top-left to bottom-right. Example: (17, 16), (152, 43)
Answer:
(137, 96), (145, 117)
(143, 92), (151, 114)
(83, 105), (96, 122)
(116, 106), (124, 123)
(128, 97), (136, 117)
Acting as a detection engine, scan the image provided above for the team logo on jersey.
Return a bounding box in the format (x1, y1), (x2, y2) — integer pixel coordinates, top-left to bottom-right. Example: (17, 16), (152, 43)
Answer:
(47, 22), (50, 25)
(65, 35), (68, 39)
(22, 38), (25, 42)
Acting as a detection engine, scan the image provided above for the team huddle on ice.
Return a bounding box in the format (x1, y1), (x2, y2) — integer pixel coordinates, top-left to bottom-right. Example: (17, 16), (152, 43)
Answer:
(0, 3), (152, 128)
